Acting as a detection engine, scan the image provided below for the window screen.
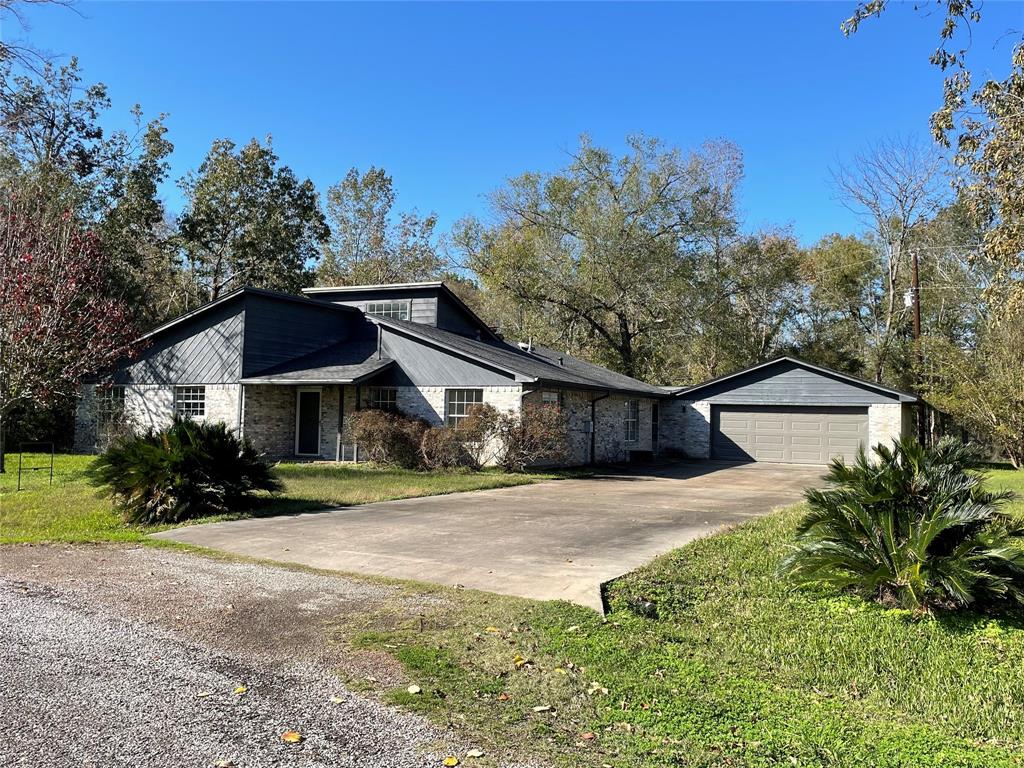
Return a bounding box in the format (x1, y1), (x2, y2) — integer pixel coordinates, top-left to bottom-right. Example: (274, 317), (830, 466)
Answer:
(367, 386), (398, 412)
(174, 386), (206, 418)
(95, 385), (125, 425)
(366, 301), (410, 320)
(445, 388), (483, 426)
(624, 399), (640, 443)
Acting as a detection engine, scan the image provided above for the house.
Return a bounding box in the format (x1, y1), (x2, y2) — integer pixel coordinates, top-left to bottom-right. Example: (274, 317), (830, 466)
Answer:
(73, 282), (919, 466)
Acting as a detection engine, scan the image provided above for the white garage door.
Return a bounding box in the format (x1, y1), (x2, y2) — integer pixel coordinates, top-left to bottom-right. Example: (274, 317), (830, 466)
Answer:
(712, 405), (868, 465)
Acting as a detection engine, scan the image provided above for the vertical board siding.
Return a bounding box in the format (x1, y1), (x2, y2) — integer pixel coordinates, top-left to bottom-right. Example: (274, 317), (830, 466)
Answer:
(693, 362), (900, 405)
(117, 300), (244, 385)
(242, 294), (353, 376)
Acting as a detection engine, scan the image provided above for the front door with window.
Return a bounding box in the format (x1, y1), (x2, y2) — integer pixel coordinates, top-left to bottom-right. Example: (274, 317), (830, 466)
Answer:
(295, 389), (321, 456)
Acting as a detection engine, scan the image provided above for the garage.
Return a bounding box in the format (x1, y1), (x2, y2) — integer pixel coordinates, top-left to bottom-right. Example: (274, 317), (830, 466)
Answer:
(670, 357), (919, 465)
(712, 405), (868, 464)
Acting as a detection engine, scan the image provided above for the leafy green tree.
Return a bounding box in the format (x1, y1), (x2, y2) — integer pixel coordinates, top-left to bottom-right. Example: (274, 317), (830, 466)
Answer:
(842, 0), (1024, 313)
(0, 57), (177, 323)
(681, 230), (803, 381)
(317, 166), (443, 286)
(924, 317), (1024, 468)
(178, 137), (328, 302)
(458, 134), (743, 381)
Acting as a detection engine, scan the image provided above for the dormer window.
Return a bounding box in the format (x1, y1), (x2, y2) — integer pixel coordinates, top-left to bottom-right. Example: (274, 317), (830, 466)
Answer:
(366, 300), (410, 320)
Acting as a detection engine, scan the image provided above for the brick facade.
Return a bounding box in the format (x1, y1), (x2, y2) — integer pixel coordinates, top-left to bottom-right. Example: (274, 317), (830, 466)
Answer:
(74, 383), (239, 453)
(868, 403), (911, 454)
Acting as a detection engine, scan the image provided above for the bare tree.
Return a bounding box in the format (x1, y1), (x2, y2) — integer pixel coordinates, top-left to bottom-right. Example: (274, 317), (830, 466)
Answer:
(830, 136), (947, 382)
(0, 0), (76, 73)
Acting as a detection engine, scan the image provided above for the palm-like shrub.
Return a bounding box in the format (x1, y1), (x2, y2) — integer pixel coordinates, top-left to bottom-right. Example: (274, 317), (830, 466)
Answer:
(87, 416), (281, 524)
(779, 437), (1024, 612)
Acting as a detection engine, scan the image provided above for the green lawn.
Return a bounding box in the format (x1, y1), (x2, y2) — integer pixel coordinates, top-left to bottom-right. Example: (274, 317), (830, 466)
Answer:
(349, 465), (1024, 768)
(0, 452), (568, 544)
(4, 452), (1023, 766)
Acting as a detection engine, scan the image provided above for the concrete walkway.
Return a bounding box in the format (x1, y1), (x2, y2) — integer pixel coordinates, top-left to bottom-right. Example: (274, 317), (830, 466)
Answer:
(153, 461), (824, 610)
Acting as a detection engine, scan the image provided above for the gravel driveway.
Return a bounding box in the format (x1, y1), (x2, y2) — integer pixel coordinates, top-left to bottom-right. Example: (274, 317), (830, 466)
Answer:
(0, 545), (539, 768)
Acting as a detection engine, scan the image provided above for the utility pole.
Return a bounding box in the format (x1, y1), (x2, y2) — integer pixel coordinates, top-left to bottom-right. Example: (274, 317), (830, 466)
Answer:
(911, 246), (926, 444)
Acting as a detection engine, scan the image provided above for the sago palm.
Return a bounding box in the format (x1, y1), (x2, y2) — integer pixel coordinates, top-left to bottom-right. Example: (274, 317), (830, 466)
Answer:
(779, 437), (1024, 612)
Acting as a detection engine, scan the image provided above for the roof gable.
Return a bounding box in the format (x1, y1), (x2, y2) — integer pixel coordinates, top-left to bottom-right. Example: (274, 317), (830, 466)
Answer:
(675, 357), (918, 404)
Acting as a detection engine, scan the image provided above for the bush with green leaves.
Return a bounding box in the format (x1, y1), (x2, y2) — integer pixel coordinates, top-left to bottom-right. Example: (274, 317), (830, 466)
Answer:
(86, 416), (281, 524)
(348, 408), (428, 469)
(779, 437), (1024, 613)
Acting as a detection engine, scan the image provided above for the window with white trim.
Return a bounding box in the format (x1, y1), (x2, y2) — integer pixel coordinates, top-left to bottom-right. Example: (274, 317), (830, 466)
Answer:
(624, 399), (640, 443)
(541, 391), (561, 408)
(95, 385), (125, 426)
(174, 386), (206, 418)
(365, 300), (410, 320)
(367, 386), (398, 413)
(445, 388), (483, 426)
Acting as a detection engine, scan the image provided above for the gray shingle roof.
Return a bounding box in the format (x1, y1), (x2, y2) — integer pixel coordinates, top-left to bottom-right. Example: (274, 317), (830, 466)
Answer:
(372, 317), (667, 397)
(241, 341), (393, 384)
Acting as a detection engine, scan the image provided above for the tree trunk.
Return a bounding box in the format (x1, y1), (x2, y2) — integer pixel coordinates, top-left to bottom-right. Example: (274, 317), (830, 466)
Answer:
(0, 408), (5, 474)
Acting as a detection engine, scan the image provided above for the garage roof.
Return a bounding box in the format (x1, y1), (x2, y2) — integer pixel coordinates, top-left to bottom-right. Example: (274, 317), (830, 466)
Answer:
(673, 357), (919, 404)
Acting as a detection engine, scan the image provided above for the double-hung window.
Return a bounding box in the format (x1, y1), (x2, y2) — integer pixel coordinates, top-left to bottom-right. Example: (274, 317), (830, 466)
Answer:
(445, 388), (483, 426)
(95, 385), (125, 426)
(624, 399), (640, 443)
(367, 386), (398, 413)
(365, 300), (410, 320)
(174, 386), (206, 418)
(540, 391), (561, 408)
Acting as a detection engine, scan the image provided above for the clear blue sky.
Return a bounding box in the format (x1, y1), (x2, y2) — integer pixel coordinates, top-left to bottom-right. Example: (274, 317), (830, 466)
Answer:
(11, 1), (1024, 245)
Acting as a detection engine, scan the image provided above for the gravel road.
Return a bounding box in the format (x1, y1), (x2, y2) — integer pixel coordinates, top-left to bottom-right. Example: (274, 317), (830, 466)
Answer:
(0, 544), (539, 768)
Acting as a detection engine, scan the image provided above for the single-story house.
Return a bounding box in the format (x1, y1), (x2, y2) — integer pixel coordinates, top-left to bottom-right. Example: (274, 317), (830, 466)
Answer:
(74, 281), (918, 466)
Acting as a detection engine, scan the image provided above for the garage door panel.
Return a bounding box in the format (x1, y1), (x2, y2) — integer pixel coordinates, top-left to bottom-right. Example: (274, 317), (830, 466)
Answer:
(712, 406), (868, 465)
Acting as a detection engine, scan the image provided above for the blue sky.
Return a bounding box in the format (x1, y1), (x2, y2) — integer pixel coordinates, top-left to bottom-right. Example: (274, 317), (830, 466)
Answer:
(11, 1), (1024, 245)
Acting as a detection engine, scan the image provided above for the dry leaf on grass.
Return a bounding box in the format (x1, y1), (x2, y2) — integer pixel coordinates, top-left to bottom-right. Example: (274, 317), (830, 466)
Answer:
(407, 684), (422, 694)
(281, 730), (303, 744)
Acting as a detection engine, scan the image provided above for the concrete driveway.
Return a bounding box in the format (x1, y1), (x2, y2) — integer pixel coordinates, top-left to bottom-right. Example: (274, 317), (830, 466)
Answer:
(154, 461), (823, 610)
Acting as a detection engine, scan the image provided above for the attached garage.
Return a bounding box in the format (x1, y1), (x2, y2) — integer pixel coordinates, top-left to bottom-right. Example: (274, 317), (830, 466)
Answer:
(712, 405), (868, 464)
(669, 358), (919, 465)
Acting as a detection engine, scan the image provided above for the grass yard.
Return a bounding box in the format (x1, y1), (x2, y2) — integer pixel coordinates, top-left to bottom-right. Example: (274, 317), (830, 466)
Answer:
(348, 465), (1024, 768)
(0, 452), (569, 544)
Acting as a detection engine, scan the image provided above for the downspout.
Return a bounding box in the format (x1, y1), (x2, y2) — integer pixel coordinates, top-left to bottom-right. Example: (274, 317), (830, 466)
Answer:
(590, 391), (610, 465)
(336, 385), (344, 462)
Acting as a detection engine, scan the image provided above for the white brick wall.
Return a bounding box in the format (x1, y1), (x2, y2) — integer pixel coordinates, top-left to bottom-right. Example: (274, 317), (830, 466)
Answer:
(868, 402), (908, 453)
(74, 383), (240, 453)
(658, 399), (711, 459)
(394, 385), (523, 426)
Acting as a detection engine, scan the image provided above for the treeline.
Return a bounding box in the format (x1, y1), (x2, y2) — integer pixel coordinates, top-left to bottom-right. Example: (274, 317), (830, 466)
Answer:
(1, 44), (1021, 463)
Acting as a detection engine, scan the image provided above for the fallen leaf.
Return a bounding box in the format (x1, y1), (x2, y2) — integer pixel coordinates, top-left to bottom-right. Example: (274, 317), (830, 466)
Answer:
(407, 684), (422, 695)
(512, 654), (529, 668)
(329, 695), (343, 704)
(496, 693), (510, 701)
(588, 681), (609, 695)
(281, 730), (303, 744)
(554, 667), (568, 676)
(566, 625), (580, 633)
(233, 685), (247, 695)
(466, 748), (485, 758)
(213, 760), (236, 768)
(443, 758), (459, 767)
(581, 732), (596, 741)
(532, 705), (551, 713)
(484, 626), (500, 633)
